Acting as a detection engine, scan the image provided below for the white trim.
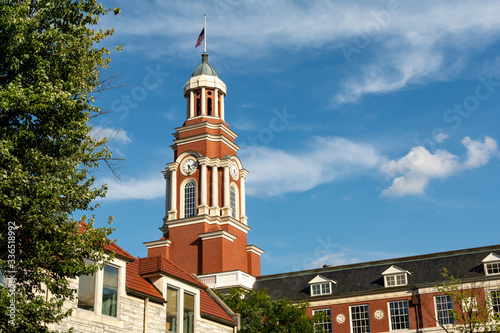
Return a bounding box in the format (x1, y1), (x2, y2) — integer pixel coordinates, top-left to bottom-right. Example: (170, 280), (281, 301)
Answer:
(180, 178), (197, 219)
(174, 121), (237, 140)
(171, 133), (240, 152)
(143, 239), (171, 249)
(387, 299), (411, 331)
(163, 215), (251, 234)
(198, 230), (237, 242)
(246, 245), (264, 256)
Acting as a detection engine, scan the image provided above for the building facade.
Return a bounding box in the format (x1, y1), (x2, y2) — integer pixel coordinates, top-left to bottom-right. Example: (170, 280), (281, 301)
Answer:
(254, 244), (500, 333)
(153, 52), (263, 291)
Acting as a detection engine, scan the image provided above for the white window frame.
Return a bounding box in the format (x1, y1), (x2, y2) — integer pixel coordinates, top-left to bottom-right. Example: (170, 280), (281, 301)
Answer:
(311, 282), (332, 296)
(350, 304), (371, 333)
(313, 308), (333, 333)
(435, 295), (455, 326)
(180, 178), (197, 218)
(490, 289), (500, 317)
(385, 273), (407, 287)
(229, 183), (238, 219)
(76, 261), (122, 319)
(388, 300), (410, 330)
(165, 281), (199, 333)
(482, 252), (500, 276)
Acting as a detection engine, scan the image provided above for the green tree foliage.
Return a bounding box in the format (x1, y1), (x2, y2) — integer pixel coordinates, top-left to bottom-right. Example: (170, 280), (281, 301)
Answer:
(433, 268), (500, 333)
(217, 288), (323, 333)
(0, 1), (120, 331)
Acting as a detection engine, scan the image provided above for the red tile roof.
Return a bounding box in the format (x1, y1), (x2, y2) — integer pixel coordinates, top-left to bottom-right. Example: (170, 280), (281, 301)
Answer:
(126, 259), (164, 301)
(200, 289), (236, 325)
(138, 256), (207, 288)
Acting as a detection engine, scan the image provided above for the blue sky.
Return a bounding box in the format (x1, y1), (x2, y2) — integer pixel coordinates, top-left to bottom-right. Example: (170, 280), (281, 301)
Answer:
(87, 0), (500, 275)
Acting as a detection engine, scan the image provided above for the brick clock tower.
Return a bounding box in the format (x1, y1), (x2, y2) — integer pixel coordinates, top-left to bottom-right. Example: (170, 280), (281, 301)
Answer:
(145, 52), (263, 291)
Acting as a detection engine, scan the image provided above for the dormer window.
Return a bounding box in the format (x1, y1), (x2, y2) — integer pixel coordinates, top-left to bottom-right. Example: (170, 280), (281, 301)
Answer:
(482, 252), (500, 276)
(308, 275), (336, 296)
(382, 265), (410, 287)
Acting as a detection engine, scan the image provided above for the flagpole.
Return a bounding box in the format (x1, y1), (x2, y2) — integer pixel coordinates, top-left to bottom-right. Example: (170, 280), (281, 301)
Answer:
(203, 14), (207, 53)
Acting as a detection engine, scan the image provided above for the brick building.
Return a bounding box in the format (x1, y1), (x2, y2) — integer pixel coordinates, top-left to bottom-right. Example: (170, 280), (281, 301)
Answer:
(49, 48), (500, 333)
(253, 244), (500, 333)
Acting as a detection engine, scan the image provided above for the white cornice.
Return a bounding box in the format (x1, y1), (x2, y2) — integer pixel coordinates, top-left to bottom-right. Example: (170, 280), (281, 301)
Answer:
(163, 215), (251, 234)
(174, 121), (238, 140)
(143, 239), (172, 249)
(246, 245), (264, 256)
(183, 75), (227, 95)
(171, 133), (240, 152)
(198, 230), (237, 242)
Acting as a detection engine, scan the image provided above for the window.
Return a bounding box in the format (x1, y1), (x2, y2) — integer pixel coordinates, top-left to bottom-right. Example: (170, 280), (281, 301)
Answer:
(486, 262), (500, 275)
(207, 98), (212, 115)
(166, 287), (178, 332)
(311, 282), (331, 296)
(313, 309), (332, 333)
(230, 185), (236, 218)
(491, 290), (500, 316)
(184, 293), (195, 333)
(389, 300), (410, 330)
(482, 252), (500, 276)
(77, 268), (95, 311)
(351, 304), (370, 333)
(77, 261), (119, 317)
(102, 265), (118, 317)
(184, 180), (196, 218)
(385, 274), (407, 287)
(435, 295), (455, 325)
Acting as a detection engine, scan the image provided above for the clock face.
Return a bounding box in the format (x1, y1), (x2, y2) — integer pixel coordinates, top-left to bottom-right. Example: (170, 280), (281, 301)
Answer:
(182, 158), (197, 174)
(230, 162), (238, 179)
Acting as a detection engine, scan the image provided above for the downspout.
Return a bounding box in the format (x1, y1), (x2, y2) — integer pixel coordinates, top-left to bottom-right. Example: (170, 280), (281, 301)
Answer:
(144, 297), (149, 333)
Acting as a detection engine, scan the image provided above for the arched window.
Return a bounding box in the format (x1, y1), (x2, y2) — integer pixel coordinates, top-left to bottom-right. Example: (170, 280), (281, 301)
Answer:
(184, 180), (196, 218)
(230, 185), (237, 218)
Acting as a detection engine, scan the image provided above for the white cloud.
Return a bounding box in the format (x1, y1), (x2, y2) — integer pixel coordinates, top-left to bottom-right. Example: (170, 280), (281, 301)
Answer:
(462, 136), (498, 168)
(107, 1), (500, 103)
(240, 136), (381, 197)
(381, 136), (498, 197)
(434, 132), (450, 143)
(102, 176), (164, 201)
(92, 126), (132, 144)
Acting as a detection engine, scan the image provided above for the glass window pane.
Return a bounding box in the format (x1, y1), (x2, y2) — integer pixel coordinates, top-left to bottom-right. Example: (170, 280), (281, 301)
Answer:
(230, 185), (236, 218)
(167, 287), (178, 332)
(184, 293), (194, 333)
(184, 181), (196, 218)
(351, 304), (370, 333)
(77, 259), (95, 311)
(389, 300), (410, 330)
(102, 265), (118, 317)
(435, 295), (455, 325)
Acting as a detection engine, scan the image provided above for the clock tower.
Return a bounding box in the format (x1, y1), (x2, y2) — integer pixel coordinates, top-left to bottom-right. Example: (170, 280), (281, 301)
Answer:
(144, 52), (263, 291)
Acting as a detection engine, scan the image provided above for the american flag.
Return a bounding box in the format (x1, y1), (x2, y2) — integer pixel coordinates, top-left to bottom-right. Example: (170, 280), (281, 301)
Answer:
(195, 28), (204, 48)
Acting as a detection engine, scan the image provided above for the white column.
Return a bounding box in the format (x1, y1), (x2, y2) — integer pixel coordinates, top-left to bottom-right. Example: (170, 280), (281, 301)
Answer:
(200, 163), (208, 215)
(168, 165), (177, 220)
(189, 91), (194, 118)
(240, 176), (247, 224)
(209, 165), (220, 216)
(164, 172), (170, 217)
(201, 87), (206, 115)
(222, 165), (230, 216)
(214, 89), (219, 117)
(220, 94), (225, 121)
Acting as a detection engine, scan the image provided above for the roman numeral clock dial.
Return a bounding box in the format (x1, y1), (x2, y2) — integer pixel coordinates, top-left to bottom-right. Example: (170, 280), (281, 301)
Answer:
(182, 158), (198, 175)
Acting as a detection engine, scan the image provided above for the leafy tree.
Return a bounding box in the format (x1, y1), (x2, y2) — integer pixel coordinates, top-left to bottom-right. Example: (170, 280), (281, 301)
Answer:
(217, 288), (324, 333)
(0, 1), (120, 331)
(428, 268), (500, 333)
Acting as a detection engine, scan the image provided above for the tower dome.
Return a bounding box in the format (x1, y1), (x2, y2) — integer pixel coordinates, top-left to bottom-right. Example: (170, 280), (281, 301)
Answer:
(191, 53), (218, 77)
